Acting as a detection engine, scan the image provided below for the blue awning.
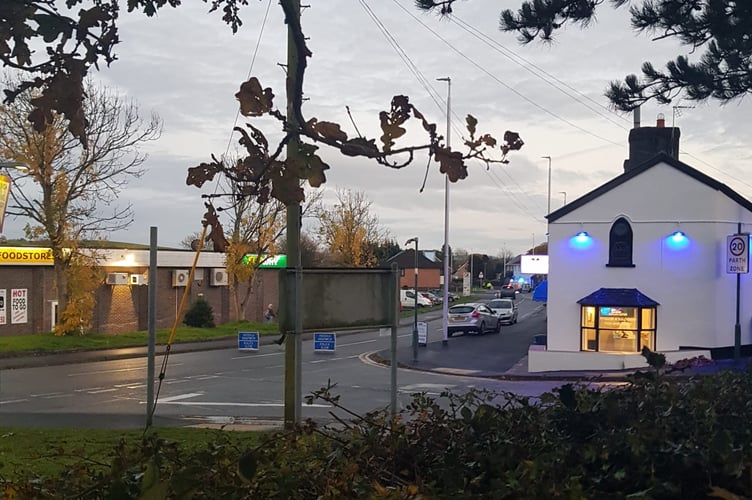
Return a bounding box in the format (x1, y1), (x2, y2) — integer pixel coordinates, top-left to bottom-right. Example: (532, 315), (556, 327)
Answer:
(577, 288), (659, 307)
(532, 280), (547, 302)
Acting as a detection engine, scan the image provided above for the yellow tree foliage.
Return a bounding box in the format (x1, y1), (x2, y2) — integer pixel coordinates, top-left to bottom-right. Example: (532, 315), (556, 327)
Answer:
(317, 188), (388, 268)
(55, 252), (103, 336)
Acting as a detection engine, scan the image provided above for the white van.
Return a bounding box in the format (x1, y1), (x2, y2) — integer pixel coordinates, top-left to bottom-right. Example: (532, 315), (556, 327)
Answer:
(400, 289), (433, 309)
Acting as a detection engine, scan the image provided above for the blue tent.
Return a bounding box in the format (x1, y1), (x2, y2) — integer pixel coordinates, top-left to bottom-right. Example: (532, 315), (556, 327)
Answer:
(532, 280), (548, 302)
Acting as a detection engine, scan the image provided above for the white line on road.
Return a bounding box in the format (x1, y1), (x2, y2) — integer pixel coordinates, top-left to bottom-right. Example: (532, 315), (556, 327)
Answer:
(87, 388), (118, 394)
(231, 352), (284, 360)
(157, 401), (331, 408)
(159, 392), (204, 403)
(310, 355), (359, 364)
(30, 392), (65, 397)
(0, 398), (29, 405)
(337, 339), (378, 347)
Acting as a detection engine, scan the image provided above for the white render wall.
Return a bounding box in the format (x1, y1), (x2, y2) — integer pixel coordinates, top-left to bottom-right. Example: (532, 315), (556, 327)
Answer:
(546, 162), (752, 360)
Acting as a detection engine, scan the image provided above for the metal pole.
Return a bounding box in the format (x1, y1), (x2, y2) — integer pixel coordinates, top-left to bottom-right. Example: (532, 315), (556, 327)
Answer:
(543, 156), (551, 245)
(146, 226), (157, 427)
(735, 223), (742, 362)
(437, 76), (451, 346)
(390, 263), (399, 416)
(283, 0), (303, 429)
(413, 239), (419, 361)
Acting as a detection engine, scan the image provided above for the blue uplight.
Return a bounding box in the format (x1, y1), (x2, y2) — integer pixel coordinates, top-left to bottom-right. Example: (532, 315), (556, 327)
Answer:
(665, 230), (689, 250)
(569, 231), (593, 249)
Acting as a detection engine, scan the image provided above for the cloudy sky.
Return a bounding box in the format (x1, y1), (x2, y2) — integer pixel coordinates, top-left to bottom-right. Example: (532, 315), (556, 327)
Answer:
(4, 0), (751, 257)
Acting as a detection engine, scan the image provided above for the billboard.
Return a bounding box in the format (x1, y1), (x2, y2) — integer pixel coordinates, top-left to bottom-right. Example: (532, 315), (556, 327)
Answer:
(521, 255), (549, 274)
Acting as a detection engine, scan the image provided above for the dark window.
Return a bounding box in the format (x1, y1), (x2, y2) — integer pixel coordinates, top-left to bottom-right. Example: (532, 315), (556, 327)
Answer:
(607, 217), (635, 267)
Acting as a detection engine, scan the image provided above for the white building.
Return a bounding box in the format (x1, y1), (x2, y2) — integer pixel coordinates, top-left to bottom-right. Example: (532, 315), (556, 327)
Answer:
(530, 117), (752, 372)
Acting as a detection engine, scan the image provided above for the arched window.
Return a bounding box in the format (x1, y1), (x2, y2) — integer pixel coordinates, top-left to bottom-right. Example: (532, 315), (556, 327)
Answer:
(607, 217), (634, 267)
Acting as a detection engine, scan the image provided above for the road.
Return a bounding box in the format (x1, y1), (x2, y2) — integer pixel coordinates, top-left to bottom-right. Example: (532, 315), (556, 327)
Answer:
(0, 294), (574, 429)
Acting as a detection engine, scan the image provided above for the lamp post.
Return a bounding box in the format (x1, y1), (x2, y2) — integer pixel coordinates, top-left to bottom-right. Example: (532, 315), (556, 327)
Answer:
(542, 156), (551, 244)
(437, 76), (451, 346)
(405, 237), (419, 361)
(0, 161), (30, 235)
(559, 191), (567, 205)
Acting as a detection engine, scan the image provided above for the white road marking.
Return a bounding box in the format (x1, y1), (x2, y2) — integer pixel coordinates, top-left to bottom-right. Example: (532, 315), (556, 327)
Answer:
(43, 393), (73, 399)
(231, 352), (284, 360)
(195, 375), (220, 380)
(0, 398), (29, 405)
(87, 388), (118, 394)
(309, 355), (359, 364)
(337, 339), (378, 347)
(157, 401), (331, 408)
(30, 392), (64, 397)
(159, 392), (204, 403)
(74, 387), (103, 392)
(165, 379), (189, 385)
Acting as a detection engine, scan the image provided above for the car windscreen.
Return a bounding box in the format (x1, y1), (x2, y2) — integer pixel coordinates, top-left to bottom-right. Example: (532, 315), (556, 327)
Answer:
(449, 306), (475, 314)
(488, 300), (512, 309)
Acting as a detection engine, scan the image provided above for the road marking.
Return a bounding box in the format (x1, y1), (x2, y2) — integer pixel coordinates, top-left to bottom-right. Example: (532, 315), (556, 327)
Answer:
(0, 398), (29, 405)
(42, 393), (73, 399)
(195, 375), (220, 380)
(74, 387), (103, 392)
(87, 388), (118, 394)
(231, 352), (284, 360)
(30, 392), (65, 397)
(159, 392), (204, 403)
(156, 400), (331, 408)
(309, 355), (359, 364)
(337, 339), (377, 347)
(67, 363), (184, 376)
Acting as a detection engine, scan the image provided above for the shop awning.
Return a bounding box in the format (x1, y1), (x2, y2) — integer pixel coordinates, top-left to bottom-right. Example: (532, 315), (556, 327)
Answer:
(532, 280), (547, 302)
(577, 288), (659, 307)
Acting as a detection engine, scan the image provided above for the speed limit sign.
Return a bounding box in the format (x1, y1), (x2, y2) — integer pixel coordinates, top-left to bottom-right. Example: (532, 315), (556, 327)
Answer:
(727, 234), (749, 274)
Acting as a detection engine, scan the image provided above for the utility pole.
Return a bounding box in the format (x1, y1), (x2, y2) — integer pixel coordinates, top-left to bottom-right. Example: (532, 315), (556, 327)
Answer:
(437, 76), (451, 347)
(283, 0), (303, 429)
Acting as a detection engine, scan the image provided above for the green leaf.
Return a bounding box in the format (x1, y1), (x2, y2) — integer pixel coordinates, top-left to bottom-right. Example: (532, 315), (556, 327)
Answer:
(237, 450), (258, 483)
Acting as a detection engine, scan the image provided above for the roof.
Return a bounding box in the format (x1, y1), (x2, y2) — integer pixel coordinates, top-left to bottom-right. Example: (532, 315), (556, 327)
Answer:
(577, 288), (659, 307)
(384, 249), (443, 269)
(548, 153), (752, 223)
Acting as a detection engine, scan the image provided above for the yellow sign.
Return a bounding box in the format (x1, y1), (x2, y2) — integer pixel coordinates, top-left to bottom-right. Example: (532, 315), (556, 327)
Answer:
(0, 174), (10, 233)
(0, 247), (55, 265)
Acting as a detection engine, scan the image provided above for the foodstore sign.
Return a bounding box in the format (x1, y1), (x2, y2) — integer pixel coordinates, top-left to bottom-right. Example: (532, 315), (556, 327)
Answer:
(0, 247), (55, 265)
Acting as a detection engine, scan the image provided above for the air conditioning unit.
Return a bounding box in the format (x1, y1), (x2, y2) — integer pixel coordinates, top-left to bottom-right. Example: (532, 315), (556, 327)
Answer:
(130, 274), (147, 286)
(210, 268), (229, 286)
(106, 272), (128, 286)
(172, 269), (190, 287)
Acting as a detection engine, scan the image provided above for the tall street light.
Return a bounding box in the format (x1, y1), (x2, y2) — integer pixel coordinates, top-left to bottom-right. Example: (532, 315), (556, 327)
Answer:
(0, 161), (30, 235)
(542, 156), (552, 244)
(559, 191), (567, 205)
(437, 76), (451, 346)
(405, 237), (419, 361)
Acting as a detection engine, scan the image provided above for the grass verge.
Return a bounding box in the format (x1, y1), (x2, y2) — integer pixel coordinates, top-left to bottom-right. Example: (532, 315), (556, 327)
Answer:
(0, 426), (263, 481)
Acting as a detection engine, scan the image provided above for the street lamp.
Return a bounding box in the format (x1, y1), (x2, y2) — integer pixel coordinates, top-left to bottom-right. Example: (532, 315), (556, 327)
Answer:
(405, 237), (419, 361)
(0, 161), (30, 173)
(542, 156), (551, 243)
(559, 191), (567, 205)
(437, 76), (451, 347)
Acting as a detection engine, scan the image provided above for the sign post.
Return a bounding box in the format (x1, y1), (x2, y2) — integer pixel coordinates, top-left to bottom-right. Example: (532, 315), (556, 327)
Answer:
(727, 231), (749, 362)
(417, 321), (427, 346)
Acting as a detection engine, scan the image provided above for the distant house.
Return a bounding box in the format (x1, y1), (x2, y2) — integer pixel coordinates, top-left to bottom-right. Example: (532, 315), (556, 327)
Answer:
(385, 249), (443, 290)
(531, 116), (751, 372)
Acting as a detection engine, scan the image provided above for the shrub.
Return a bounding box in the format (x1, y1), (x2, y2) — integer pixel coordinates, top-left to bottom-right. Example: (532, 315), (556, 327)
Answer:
(183, 298), (215, 328)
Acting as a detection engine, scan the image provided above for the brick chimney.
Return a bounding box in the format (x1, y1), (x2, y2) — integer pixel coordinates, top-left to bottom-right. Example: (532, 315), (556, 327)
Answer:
(623, 112), (680, 172)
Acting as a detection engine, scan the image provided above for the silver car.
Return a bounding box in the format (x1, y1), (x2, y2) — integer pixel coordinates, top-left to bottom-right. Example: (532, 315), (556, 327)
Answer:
(447, 302), (501, 336)
(487, 299), (518, 325)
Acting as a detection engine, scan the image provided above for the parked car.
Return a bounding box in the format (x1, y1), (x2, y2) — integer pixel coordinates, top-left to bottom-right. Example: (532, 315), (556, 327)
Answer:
(447, 302), (501, 336)
(497, 285), (517, 299)
(487, 298), (518, 325)
(429, 289), (458, 302)
(421, 291), (442, 305)
(400, 289), (432, 309)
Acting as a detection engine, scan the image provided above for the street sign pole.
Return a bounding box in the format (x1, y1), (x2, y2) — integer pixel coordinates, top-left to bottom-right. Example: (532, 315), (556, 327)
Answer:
(727, 227), (749, 362)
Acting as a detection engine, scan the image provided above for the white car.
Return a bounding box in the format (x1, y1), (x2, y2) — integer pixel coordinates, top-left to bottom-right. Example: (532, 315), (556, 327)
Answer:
(487, 299), (518, 325)
(400, 289), (432, 309)
(447, 302), (501, 336)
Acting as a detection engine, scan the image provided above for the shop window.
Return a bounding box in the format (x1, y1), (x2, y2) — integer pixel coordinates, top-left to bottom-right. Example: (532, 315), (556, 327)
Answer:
(580, 305), (656, 353)
(607, 217), (634, 267)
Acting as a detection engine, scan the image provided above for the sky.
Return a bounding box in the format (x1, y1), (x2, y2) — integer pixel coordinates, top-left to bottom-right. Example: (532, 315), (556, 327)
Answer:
(3, 0), (751, 257)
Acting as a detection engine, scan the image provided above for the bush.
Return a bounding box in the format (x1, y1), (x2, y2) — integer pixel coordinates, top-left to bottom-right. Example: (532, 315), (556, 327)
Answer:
(183, 298), (215, 328)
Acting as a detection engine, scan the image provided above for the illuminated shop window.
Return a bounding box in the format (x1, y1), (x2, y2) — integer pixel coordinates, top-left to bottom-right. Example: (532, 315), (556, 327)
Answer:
(580, 305), (656, 353)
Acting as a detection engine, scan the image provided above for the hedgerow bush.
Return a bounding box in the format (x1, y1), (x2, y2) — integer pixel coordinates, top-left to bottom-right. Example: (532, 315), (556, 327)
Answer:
(5, 352), (752, 498)
(183, 298), (215, 328)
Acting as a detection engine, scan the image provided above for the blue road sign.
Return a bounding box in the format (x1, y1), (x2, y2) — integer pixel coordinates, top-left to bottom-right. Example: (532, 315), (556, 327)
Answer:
(238, 331), (259, 351)
(313, 332), (336, 352)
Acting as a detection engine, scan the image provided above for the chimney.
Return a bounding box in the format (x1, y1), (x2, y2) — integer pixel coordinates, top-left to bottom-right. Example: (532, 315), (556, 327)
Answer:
(623, 113), (680, 172)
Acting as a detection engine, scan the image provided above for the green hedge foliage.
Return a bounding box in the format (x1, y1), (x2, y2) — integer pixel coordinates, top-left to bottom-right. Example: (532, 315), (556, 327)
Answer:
(4, 355), (752, 499)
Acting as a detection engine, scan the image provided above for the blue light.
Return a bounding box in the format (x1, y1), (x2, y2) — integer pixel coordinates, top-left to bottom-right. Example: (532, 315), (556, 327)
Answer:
(569, 230), (593, 249)
(666, 230), (689, 250)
